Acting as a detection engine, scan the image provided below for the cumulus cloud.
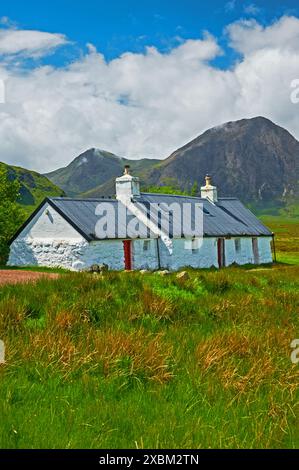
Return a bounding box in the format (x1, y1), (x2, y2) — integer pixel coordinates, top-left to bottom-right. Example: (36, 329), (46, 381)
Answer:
(0, 16), (299, 172)
(0, 27), (68, 57)
(227, 15), (299, 55)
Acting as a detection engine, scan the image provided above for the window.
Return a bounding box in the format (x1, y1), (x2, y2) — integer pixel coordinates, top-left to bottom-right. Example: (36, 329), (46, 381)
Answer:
(184, 240), (192, 251)
(192, 238), (200, 254)
(234, 238), (241, 253)
(184, 239), (199, 252)
(143, 240), (150, 251)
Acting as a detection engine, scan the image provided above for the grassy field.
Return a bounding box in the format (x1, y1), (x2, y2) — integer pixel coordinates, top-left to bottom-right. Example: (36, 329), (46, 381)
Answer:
(261, 215), (299, 265)
(0, 216), (298, 449)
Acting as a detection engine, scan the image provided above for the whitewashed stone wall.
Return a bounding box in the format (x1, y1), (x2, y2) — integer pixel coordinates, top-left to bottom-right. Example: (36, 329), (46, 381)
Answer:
(224, 237), (272, 266)
(9, 238), (127, 271)
(8, 203), (126, 271)
(132, 239), (159, 270)
(257, 237), (273, 264)
(158, 238), (218, 270)
(82, 240), (125, 271)
(9, 238), (87, 270)
(225, 238), (253, 266)
(156, 236), (272, 270)
(8, 203), (87, 270)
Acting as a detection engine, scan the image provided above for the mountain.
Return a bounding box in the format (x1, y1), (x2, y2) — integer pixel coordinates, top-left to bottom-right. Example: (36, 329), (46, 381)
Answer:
(146, 116), (299, 204)
(0, 162), (64, 214)
(45, 117), (299, 207)
(45, 148), (159, 197)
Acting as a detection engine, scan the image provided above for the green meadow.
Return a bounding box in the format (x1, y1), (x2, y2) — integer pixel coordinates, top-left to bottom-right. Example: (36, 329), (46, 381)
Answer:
(0, 216), (298, 449)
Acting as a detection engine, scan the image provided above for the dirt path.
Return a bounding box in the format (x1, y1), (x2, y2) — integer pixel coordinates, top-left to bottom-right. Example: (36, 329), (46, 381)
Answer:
(0, 270), (60, 285)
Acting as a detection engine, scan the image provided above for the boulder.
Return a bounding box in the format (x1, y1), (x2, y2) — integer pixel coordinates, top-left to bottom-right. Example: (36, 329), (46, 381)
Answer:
(176, 271), (190, 281)
(93, 272), (103, 278)
(88, 263), (108, 273)
(158, 270), (170, 276)
(89, 264), (100, 273)
(99, 263), (109, 273)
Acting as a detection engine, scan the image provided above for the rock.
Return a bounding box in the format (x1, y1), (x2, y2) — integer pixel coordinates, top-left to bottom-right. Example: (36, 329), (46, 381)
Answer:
(140, 269), (148, 274)
(99, 263), (108, 273)
(176, 271), (190, 281)
(158, 270), (170, 276)
(93, 272), (103, 278)
(72, 260), (86, 271)
(89, 264), (99, 272)
(88, 263), (108, 273)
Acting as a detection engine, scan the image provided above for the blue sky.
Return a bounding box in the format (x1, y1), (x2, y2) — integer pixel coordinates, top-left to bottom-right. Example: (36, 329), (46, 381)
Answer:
(2, 0), (299, 64)
(1, 1), (299, 171)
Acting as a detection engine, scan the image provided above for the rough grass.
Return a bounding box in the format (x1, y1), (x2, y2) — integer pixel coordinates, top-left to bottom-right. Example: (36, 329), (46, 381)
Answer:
(0, 217), (298, 449)
(0, 264), (298, 449)
(261, 215), (299, 265)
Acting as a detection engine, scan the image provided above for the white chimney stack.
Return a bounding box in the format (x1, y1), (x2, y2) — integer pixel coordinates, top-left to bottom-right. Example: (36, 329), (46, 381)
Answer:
(115, 165), (140, 202)
(200, 174), (218, 203)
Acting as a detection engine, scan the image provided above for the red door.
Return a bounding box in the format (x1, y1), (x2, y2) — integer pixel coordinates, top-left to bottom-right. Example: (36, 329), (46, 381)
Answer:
(217, 238), (225, 268)
(123, 240), (132, 270)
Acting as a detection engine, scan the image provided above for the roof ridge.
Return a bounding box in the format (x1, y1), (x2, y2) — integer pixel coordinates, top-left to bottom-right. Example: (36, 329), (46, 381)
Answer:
(140, 192), (205, 200)
(49, 197), (116, 202)
(217, 197), (238, 200)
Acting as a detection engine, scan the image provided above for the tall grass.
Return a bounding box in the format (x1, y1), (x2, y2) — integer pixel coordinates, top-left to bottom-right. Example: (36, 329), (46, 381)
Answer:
(0, 260), (298, 448)
(261, 215), (299, 265)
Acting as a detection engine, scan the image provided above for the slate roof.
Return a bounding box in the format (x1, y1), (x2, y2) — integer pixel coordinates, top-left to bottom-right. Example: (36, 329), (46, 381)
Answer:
(137, 193), (272, 237)
(10, 193), (272, 243)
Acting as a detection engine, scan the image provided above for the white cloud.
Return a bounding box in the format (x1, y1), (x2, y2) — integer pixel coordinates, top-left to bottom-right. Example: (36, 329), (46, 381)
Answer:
(225, 1), (236, 12)
(0, 16), (299, 173)
(0, 28), (68, 57)
(227, 16), (299, 55)
(243, 4), (260, 15)
(0, 16), (16, 27)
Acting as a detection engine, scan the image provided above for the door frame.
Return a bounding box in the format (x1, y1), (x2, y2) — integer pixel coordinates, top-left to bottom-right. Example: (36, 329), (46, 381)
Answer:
(217, 238), (225, 268)
(123, 240), (133, 270)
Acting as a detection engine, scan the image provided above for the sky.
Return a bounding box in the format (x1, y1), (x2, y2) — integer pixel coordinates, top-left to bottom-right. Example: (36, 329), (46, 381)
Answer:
(0, 0), (299, 172)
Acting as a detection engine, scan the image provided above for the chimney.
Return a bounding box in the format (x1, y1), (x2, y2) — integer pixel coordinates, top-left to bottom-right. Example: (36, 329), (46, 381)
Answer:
(200, 174), (218, 203)
(115, 165), (140, 202)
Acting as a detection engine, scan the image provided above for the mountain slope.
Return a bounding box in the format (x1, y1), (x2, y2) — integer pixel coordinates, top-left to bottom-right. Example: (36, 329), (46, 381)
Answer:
(45, 148), (159, 196)
(0, 162), (64, 214)
(146, 117), (299, 203)
(44, 117), (299, 206)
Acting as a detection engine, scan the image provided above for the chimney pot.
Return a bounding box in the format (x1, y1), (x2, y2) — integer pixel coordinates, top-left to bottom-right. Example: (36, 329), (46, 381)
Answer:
(205, 174), (212, 187)
(201, 174), (218, 203)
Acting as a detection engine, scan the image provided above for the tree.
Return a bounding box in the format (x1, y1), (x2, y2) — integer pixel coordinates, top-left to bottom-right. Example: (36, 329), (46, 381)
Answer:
(143, 185), (188, 196)
(191, 181), (199, 197)
(0, 167), (25, 264)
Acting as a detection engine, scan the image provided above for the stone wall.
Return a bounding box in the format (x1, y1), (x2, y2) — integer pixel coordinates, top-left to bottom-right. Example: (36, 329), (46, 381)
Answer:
(158, 238), (218, 270)
(132, 239), (159, 270)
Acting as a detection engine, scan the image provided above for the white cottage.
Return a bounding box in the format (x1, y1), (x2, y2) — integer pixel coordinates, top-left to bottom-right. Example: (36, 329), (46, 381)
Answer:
(8, 169), (274, 271)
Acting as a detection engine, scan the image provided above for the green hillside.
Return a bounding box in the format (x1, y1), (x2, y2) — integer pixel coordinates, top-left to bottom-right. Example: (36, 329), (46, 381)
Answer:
(0, 162), (64, 215)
